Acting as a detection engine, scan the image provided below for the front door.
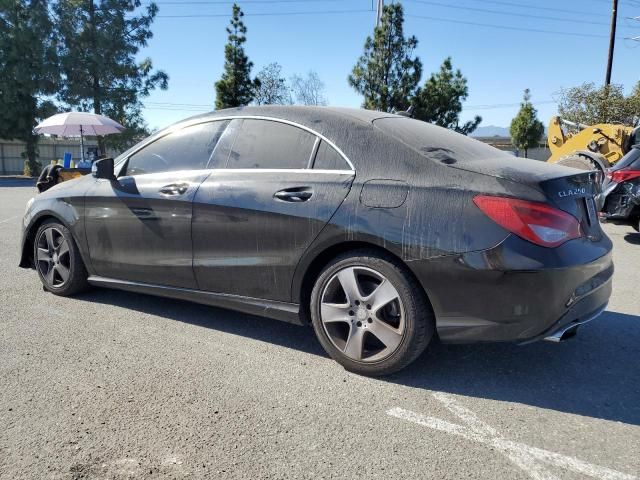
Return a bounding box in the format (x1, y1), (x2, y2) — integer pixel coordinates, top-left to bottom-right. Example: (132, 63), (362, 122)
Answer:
(84, 120), (228, 288)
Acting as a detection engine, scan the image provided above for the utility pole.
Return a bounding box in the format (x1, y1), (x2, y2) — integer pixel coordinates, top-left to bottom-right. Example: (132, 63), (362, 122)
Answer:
(376, 0), (384, 27)
(605, 0), (618, 86)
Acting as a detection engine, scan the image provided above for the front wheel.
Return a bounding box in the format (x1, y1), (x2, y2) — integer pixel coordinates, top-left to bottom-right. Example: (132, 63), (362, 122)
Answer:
(310, 250), (435, 376)
(34, 220), (89, 296)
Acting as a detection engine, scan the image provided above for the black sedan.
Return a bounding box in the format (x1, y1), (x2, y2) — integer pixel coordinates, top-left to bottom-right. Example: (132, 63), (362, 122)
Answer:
(19, 106), (613, 375)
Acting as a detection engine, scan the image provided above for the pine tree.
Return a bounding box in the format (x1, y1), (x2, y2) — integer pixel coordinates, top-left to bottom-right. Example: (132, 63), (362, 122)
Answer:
(215, 4), (259, 109)
(54, 0), (168, 153)
(348, 3), (421, 112)
(413, 57), (481, 135)
(510, 89), (545, 158)
(0, 0), (58, 175)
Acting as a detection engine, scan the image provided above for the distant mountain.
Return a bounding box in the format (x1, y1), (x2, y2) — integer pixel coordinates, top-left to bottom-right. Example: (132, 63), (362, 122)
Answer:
(471, 126), (510, 138)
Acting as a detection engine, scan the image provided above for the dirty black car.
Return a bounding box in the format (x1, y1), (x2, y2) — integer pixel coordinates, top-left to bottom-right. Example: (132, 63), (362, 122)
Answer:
(19, 106), (613, 375)
(600, 145), (640, 232)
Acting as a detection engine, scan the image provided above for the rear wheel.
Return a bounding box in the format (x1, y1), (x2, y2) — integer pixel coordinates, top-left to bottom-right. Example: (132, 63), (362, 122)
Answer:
(34, 220), (89, 296)
(310, 250), (434, 376)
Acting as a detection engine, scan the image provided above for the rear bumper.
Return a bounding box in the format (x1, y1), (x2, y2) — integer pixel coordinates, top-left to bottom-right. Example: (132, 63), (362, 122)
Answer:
(409, 234), (614, 344)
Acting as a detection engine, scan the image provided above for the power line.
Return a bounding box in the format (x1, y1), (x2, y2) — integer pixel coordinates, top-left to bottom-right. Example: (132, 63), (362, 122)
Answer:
(406, 13), (618, 39)
(465, 100), (557, 110)
(157, 8), (372, 18)
(406, 0), (612, 27)
(448, 0), (603, 17)
(153, 3), (625, 40)
(141, 99), (559, 112)
(154, 0), (355, 4)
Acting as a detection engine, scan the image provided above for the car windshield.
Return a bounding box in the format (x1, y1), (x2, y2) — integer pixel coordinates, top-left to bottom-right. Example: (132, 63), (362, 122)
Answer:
(373, 117), (509, 164)
(612, 145), (640, 170)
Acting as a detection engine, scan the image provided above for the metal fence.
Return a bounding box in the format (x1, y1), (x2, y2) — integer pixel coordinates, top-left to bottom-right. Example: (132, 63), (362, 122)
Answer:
(0, 138), (120, 175)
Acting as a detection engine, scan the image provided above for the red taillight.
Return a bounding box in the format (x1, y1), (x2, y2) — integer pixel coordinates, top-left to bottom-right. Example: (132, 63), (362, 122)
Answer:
(473, 195), (582, 248)
(608, 170), (640, 183)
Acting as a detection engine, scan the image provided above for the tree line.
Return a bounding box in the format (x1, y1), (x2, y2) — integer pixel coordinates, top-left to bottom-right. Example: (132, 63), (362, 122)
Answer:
(3, 1), (640, 175)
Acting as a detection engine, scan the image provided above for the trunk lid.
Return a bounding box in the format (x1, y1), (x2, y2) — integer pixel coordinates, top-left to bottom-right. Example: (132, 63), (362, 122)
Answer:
(450, 158), (603, 241)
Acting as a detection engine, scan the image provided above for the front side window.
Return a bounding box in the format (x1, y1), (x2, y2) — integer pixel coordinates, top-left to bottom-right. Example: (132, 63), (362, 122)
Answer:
(222, 119), (316, 169)
(125, 121), (229, 176)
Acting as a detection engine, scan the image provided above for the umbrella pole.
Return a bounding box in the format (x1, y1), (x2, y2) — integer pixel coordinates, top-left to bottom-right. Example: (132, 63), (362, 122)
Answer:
(80, 125), (85, 163)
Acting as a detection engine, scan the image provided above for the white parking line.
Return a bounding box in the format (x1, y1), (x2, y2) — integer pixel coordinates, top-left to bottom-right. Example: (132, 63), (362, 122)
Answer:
(0, 215), (19, 225)
(387, 393), (637, 480)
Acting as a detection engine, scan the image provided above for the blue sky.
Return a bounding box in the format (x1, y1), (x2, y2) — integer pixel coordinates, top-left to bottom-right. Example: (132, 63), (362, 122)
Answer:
(140, 0), (640, 131)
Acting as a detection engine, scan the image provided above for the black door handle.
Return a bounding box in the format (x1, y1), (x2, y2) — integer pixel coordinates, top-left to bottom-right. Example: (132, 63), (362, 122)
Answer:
(130, 207), (158, 220)
(159, 183), (188, 196)
(274, 188), (313, 202)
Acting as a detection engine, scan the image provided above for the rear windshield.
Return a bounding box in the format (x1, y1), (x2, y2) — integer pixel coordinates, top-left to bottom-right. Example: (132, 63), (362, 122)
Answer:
(373, 117), (508, 164)
(613, 146), (640, 170)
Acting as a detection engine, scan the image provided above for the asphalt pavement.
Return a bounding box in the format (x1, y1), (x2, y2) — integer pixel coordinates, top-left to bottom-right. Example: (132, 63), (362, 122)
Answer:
(1, 181), (639, 480)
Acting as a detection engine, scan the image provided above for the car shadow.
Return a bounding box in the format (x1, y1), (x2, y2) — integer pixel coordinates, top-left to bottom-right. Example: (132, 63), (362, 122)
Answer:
(386, 310), (640, 426)
(624, 232), (640, 245)
(75, 288), (326, 356)
(77, 288), (640, 426)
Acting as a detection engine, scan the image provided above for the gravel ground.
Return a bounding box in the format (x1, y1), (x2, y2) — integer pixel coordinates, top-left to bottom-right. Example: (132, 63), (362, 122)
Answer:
(1, 181), (639, 480)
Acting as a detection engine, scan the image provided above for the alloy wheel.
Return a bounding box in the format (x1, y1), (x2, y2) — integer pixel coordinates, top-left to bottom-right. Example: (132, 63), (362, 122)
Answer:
(36, 226), (71, 288)
(320, 266), (405, 362)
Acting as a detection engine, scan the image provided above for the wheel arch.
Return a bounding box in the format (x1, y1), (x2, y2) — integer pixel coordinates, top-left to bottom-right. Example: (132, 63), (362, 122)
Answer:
(20, 212), (84, 269)
(294, 240), (433, 325)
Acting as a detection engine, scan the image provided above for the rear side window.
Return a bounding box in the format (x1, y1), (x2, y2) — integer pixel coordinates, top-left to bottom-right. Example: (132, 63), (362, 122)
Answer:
(126, 121), (228, 176)
(313, 140), (348, 170)
(223, 119), (316, 169)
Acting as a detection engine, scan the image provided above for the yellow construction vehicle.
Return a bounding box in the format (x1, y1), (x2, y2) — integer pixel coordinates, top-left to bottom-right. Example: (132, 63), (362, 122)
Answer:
(547, 116), (640, 171)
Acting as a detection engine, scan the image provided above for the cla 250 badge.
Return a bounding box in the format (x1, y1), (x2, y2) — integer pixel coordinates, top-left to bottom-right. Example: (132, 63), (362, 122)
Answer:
(558, 187), (586, 198)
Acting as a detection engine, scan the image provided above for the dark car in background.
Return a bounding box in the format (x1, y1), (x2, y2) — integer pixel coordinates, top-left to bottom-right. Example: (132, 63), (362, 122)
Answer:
(601, 145), (640, 232)
(19, 106), (613, 375)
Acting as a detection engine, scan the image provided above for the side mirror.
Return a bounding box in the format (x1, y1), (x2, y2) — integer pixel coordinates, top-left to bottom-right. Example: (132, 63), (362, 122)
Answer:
(92, 158), (115, 180)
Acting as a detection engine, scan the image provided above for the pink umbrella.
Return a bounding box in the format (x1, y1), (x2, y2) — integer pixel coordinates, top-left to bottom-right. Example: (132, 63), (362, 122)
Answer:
(35, 112), (125, 161)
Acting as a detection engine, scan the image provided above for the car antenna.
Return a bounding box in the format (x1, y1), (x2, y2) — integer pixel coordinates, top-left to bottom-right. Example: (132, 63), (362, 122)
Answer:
(397, 106), (415, 118)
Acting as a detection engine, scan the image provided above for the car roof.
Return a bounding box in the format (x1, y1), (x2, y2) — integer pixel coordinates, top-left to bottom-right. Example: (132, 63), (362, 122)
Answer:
(182, 105), (397, 130)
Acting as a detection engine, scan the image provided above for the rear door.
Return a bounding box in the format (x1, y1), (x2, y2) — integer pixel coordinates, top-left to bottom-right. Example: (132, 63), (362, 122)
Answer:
(192, 118), (354, 301)
(84, 121), (228, 288)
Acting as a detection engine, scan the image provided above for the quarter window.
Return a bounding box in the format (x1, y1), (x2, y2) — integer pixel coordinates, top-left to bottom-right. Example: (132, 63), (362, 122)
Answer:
(223, 119), (316, 169)
(313, 140), (348, 170)
(125, 121), (229, 176)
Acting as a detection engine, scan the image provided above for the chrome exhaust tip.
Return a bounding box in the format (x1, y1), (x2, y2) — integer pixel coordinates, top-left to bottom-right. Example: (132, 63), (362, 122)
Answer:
(543, 304), (607, 343)
(544, 324), (579, 343)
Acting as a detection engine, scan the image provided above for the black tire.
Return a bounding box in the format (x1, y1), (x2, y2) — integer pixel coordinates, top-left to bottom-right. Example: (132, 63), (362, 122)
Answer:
(310, 249), (435, 376)
(34, 219), (89, 296)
